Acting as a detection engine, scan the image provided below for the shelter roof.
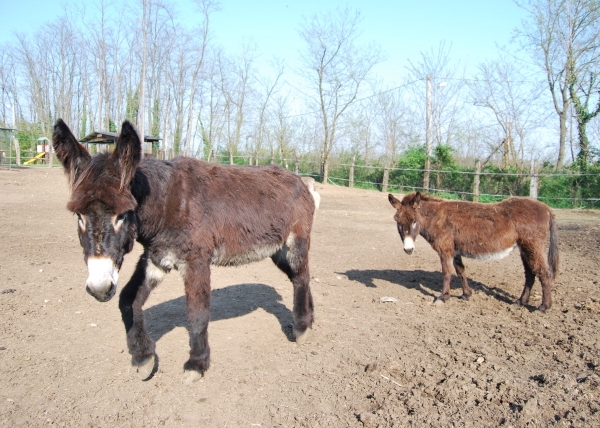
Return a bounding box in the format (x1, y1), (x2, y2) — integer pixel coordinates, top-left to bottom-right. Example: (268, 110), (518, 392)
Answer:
(80, 131), (161, 144)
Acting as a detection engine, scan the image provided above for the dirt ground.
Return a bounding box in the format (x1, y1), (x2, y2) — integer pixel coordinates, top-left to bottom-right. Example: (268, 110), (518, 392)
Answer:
(1, 166), (599, 427)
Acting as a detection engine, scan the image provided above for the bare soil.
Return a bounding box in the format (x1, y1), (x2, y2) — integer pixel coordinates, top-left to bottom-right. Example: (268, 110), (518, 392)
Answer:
(1, 167), (599, 427)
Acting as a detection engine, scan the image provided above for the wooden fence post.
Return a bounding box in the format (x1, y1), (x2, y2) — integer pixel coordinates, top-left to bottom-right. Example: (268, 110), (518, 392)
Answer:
(13, 138), (20, 167)
(382, 167), (390, 193)
(294, 151), (300, 174)
(529, 160), (538, 199)
(349, 154), (356, 188)
(473, 159), (481, 202)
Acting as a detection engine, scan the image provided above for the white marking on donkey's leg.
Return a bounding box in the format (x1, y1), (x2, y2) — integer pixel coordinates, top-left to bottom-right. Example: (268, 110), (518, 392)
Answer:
(146, 259), (166, 282)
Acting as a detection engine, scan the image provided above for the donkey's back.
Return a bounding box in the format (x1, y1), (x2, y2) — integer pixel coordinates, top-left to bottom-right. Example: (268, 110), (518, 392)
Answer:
(137, 157), (315, 267)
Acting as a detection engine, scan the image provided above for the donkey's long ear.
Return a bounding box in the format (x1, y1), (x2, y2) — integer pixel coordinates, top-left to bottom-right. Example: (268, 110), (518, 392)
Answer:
(388, 193), (402, 209)
(412, 191), (422, 209)
(112, 120), (142, 190)
(52, 119), (92, 187)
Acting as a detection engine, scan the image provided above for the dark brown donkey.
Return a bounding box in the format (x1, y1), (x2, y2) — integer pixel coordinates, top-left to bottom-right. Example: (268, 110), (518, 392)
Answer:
(53, 119), (315, 381)
(388, 192), (559, 312)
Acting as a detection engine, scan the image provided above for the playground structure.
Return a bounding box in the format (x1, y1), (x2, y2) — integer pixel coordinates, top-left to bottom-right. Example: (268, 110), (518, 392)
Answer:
(23, 152), (47, 165)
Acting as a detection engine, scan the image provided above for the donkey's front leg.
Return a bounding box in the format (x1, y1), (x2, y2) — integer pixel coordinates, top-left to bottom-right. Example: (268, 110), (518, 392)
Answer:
(437, 254), (454, 302)
(182, 258), (211, 381)
(118, 252), (163, 380)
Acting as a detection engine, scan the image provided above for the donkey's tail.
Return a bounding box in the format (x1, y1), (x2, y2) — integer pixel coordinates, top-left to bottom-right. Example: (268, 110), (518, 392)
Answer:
(548, 211), (559, 279)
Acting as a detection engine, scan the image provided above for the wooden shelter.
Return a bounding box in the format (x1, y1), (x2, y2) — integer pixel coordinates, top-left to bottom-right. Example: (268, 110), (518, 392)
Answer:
(0, 127), (17, 167)
(80, 131), (161, 157)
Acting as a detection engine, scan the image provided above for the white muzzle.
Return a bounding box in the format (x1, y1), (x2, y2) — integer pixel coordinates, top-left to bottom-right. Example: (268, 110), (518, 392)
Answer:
(403, 237), (415, 255)
(85, 257), (119, 302)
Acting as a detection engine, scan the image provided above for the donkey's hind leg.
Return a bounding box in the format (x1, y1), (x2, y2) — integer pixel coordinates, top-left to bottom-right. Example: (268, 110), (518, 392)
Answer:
(519, 245), (553, 312)
(118, 251), (163, 380)
(516, 250), (536, 309)
(453, 255), (473, 300)
(271, 236), (314, 343)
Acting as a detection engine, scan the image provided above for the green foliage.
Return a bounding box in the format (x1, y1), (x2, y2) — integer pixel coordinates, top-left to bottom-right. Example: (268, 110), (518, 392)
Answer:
(388, 145), (425, 192)
(315, 145), (600, 209)
(478, 165), (529, 198)
(538, 165), (600, 209)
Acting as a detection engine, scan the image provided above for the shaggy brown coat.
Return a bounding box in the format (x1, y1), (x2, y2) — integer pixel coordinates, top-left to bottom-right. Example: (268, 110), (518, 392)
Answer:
(388, 192), (559, 312)
(53, 119), (315, 380)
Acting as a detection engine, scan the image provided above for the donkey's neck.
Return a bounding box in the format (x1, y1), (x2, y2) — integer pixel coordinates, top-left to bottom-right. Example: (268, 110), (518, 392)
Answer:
(130, 158), (174, 242)
(417, 199), (444, 242)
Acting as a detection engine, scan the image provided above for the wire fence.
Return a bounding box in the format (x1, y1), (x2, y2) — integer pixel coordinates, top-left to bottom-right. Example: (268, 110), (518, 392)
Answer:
(3, 145), (599, 209)
(212, 154), (600, 209)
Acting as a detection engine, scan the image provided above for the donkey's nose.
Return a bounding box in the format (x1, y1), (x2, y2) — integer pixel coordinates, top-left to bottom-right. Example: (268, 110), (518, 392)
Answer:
(85, 257), (119, 302)
(403, 237), (415, 254)
(85, 282), (116, 302)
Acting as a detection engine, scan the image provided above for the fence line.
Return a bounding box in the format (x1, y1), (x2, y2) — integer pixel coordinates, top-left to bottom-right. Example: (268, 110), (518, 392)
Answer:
(3, 150), (598, 207)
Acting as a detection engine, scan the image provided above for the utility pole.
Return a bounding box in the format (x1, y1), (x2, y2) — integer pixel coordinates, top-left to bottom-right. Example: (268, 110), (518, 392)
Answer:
(137, 0), (147, 154)
(423, 74), (432, 192)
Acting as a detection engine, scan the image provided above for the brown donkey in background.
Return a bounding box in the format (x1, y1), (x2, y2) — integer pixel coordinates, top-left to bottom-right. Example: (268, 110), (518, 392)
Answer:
(388, 192), (559, 312)
(53, 119), (315, 381)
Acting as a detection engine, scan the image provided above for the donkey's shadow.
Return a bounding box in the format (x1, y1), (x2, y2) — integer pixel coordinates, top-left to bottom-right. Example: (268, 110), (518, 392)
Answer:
(341, 268), (517, 305)
(144, 283), (294, 343)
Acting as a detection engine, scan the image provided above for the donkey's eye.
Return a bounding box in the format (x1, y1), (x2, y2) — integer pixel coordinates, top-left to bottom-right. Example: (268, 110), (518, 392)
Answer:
(112, 213), (127, 232)
(77, 213), (86, 232)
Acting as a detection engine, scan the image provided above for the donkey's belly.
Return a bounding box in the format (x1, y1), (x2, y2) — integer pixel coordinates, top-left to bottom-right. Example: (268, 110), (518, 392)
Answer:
(458, 245), (516, 261)
(211, 243), (283, 267)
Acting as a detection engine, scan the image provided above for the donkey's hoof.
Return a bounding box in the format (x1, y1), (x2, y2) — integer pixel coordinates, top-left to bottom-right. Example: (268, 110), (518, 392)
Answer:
(537, 304), (549, 313)
(294, 327), (312, 345)
(135, 354), (157, 381)
(435, 294), (451, 303)
(183, 370), (203, 385)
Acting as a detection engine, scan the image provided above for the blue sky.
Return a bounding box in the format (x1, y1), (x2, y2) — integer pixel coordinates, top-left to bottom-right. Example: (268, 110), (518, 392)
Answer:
(0, 0), (530, 84)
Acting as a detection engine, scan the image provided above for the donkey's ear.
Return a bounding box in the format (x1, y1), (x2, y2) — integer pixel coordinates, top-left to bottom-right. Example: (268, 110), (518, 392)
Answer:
(112, 120), (142, 190)
(52, 118), (92, 187)
(388, 193), (402, 209)
(412, 191), (422, 209)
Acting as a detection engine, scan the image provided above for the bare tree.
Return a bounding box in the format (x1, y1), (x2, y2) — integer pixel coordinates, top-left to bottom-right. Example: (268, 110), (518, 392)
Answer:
(298, 7), (382, 183)
(516, 0), (600, 168)
(469, 53), (544, 167)
(216, 45), (255, 164)
(252, 62), (284, 165)
(405, 41), (465, 190)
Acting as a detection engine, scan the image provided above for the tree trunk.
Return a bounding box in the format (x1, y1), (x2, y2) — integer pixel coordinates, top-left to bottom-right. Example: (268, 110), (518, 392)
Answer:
(349, 154), (356, 188)
(529, 160), (538, 199)
(472, 159), (481, 202)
